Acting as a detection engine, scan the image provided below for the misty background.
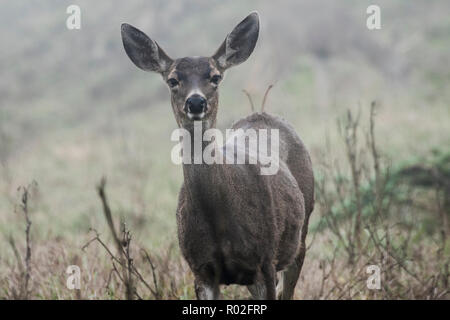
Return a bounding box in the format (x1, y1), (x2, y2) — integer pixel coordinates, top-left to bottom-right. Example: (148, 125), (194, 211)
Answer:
(0, 0), (449, 299)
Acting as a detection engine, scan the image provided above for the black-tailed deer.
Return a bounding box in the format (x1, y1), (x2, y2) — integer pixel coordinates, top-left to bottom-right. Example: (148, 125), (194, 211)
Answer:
(121, 12), (314, 299)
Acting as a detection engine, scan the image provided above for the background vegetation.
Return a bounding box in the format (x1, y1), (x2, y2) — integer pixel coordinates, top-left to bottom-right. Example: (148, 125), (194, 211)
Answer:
(0, 0), (448, 299)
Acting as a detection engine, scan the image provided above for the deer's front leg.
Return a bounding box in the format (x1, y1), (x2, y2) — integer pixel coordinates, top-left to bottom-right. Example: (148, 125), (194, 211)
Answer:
(261, 262), (277, 300)
(247, 281), (266, 300)
(195, 278), (220, 300)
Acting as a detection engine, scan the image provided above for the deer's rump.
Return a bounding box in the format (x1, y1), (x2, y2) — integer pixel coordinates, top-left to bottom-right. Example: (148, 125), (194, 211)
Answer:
(176, 112), (312, 286)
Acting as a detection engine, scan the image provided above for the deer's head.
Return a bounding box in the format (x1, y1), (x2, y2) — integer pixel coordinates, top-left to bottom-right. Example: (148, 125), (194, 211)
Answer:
(121, 12), (259, 129)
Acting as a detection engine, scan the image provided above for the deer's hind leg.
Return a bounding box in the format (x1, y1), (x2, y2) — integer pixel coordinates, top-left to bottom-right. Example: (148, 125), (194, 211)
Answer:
(278, 218), (310, 300)
(278, 244), (306, 299)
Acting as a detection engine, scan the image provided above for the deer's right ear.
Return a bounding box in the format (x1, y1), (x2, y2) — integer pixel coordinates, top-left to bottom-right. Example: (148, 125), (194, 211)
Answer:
(121, 23), (173, 74)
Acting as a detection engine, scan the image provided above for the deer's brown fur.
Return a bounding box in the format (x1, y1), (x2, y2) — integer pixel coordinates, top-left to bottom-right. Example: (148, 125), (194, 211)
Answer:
(121, 12), (314, 299)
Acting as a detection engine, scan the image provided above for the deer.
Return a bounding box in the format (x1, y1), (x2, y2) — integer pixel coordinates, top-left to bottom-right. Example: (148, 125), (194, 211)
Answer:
(121, 12), (314, 300)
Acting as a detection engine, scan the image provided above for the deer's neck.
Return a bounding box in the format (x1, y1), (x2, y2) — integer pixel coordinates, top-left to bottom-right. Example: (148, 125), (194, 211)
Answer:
(181, 121), (224, 211)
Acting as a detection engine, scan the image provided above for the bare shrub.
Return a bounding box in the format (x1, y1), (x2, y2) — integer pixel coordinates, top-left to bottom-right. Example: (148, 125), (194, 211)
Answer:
(312, 102), (449, 299)
(80, 177), (196, 299)
(5, 182), (38, 299)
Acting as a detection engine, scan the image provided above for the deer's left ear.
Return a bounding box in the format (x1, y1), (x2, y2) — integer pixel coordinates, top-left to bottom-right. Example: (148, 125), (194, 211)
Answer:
(212, 12), (260, 71)
(121, 23), (173, 74)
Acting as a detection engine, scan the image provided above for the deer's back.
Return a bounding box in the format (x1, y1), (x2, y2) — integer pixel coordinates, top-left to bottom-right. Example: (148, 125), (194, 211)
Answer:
(231, 112), (314, 216)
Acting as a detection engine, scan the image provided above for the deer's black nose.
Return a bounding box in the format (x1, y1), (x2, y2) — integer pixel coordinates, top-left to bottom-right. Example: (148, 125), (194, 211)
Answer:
(185, 94), (207, 115)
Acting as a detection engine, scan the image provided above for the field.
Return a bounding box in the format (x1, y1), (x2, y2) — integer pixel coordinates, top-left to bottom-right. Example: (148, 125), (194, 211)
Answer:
(0, 0), (449, 299)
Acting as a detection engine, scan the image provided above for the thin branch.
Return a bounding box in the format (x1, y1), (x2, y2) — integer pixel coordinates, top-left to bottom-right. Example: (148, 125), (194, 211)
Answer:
(261, 84), (274, 112)
(96, 178), (133, 300)
(242, 89), (255, 112)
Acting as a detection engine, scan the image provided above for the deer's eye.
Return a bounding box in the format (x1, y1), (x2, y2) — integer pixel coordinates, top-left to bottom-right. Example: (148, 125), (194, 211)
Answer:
(210, 75), (221, 85)
(167, 78), (179, 88)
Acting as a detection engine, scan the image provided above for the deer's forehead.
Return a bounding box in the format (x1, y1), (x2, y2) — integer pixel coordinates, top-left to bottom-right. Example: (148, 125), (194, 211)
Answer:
(168, 57), (219, 80)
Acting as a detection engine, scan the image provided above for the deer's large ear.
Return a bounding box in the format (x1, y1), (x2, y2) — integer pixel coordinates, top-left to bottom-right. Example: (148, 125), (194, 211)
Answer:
(212, 12), (259, 71)
(121, 23), (173, 74)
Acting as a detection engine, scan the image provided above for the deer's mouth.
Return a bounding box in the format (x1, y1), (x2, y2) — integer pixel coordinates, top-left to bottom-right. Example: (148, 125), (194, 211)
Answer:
(187, 111), (206, 121)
